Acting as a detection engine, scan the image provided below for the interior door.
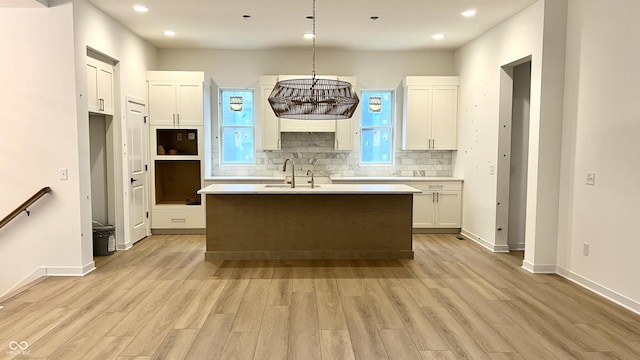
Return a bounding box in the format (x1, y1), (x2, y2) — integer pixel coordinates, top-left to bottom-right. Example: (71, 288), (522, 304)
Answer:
(126, 97), (149, 243)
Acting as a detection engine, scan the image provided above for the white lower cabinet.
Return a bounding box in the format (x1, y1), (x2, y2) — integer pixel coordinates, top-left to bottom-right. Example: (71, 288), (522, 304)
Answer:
(151, 207), (205, 229)
(410, 181), (462, 228)
(330, 178), (462, 229)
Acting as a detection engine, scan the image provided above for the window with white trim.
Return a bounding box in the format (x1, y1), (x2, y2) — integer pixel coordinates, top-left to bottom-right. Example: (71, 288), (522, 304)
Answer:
(361, 90), (393, 164)
(220, 89), (255, 164)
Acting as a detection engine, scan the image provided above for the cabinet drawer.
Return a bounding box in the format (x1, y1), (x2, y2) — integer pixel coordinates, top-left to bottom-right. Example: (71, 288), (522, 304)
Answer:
(410, 181), (462, 191)
(152, 207), (204, 229)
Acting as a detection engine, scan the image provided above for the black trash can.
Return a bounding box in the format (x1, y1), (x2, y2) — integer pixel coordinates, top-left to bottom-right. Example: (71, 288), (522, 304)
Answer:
(92, 224), (115, 256)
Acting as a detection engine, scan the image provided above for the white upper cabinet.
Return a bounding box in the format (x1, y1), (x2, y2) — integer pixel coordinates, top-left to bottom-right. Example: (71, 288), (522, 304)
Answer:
(86, 57), (114, 115)
(147, 71), (205, 127)
(334, 75), (357, 151)
(259, 76), (281, 150)
(402, 76), (459, 150)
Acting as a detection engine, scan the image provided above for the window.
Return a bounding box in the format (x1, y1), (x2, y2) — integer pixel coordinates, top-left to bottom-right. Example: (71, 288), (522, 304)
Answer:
(361, 90), (393, 164)
(220, 89), (255, 164)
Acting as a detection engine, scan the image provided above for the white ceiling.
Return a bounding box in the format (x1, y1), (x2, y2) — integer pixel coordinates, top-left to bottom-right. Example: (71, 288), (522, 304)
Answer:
(86, 0), (537, 51)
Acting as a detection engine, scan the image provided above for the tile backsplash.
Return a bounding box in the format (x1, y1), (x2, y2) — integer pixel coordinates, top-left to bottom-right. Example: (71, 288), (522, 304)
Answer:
(211, 132), (453, 177)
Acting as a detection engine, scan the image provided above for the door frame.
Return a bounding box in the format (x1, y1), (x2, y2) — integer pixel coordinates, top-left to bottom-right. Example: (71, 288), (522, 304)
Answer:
(496, 56), (532, 254)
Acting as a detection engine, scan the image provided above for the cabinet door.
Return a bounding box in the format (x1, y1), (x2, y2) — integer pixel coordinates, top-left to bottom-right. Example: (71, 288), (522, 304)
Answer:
(148, 81), (177, 126)
(176, 82), (204, 126)
(335, 117), (354, 150)
(97, 65), (114, 115)
(402, 86), (432, 150)
(261, 85), (280, 150)
(335, 76), (356, 150)
(431, 86), (458, 150)
(435, 191), (461, 227)
(86, 62), (100, 113)
(413, 191), (436, 228)
(87, 58), (114, 115)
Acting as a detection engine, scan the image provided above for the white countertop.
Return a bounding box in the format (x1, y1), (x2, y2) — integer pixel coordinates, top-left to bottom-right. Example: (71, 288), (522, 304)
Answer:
(330, 176), (464, 182)
(198, 183), (421, 195)
(205, 176), (285, 181)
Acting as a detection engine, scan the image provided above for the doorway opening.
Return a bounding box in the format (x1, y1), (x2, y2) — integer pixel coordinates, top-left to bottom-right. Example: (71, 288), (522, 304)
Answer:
(89, 113), (117, 255)
(508, 62), (531, 252)
(496, 57), (532, 256)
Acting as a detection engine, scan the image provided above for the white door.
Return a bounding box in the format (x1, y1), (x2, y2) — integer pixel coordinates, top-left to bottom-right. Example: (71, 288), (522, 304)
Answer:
(126, 97), (149, 243)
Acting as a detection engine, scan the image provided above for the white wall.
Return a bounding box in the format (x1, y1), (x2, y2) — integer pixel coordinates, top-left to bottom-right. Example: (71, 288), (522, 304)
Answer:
(557, 0), (640, 310)
(157, 48), (456, 89)
(0, 0), (156, 298)
(454, 0), (567, 270)
(454, 1), (544, 250)
(0, 3), (83, 297)
(71, 0), (157, 255)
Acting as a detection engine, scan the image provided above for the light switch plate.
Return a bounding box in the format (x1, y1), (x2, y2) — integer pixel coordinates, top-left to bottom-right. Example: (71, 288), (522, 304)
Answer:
(586, 171), (595, 186)
(59, 168), (68, 181)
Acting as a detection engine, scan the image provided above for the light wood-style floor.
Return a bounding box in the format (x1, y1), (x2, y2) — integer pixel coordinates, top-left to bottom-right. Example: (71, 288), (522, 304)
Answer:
(1, 234), (639, 360)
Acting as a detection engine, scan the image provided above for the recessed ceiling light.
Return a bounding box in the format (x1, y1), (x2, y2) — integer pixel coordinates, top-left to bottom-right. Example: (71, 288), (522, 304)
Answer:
(432, 33), (445, 40)
(461, 9), (477, 17)
(303, 33), (315, 39)
(133, 5), (148, 13)
(164, 30), (177, 37)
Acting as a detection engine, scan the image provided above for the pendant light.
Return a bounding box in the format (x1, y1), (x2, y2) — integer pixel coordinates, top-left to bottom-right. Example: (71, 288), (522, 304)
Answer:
(268, 0), (359, 120)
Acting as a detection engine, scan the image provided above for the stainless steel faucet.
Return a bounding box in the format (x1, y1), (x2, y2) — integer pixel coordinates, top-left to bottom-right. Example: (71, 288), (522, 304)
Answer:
(283, 158), (295, 188)
(306, 169), (315, 188)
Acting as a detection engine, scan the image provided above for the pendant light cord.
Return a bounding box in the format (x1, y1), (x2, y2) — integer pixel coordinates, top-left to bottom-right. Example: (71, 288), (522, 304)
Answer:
(312, 0), (316, 80)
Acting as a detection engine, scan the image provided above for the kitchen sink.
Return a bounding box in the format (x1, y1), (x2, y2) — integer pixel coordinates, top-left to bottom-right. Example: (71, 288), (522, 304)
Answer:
(264, 184), (321, 188)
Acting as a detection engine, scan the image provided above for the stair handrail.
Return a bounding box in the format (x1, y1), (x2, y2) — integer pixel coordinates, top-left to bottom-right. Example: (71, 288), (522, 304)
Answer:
(0, 187), (52, 230)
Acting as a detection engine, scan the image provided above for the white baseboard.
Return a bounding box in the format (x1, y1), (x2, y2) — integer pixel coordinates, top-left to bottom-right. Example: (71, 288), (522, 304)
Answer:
(509, 242), (526, 251)
(116, 241), (132, 251)
(521, 260), (556, 273)
(45, 261), (95, 276)
(460, 228), (510, 253)
(1, 262), (96, 302)
(556, 266), (640, 315)
(0, 267), (48, 301)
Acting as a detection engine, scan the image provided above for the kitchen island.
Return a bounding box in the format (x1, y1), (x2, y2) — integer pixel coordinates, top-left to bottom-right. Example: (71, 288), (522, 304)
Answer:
(198, 183), (420, 260)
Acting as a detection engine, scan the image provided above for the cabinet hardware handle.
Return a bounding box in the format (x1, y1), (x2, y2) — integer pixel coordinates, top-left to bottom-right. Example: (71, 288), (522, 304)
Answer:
(99, 98), (104, 111)
(437, 192), (440, 202)
(432, 139), (435, 149)
(130, 177), (138, 184)
(177, 113), (180, 125)
(433, 193), (436, 203)
(171, 218), (186, 223)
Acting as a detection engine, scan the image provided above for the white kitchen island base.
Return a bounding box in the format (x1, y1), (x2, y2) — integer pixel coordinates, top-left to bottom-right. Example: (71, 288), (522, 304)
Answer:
(198, 184), (419, 260)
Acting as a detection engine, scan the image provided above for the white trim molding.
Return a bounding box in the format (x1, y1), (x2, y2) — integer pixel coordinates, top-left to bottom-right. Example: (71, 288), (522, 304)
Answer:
(116, 241), (132, 251)
(45, 261), (96, 276)
(556, 266), (640, 315)
(509, 242), (526, 251)
(460, 229), (510, 253)
(521, 260), (556, 274)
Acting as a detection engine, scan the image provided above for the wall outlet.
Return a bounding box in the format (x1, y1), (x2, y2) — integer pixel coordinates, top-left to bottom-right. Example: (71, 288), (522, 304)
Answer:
(586, 171), (595, 186)
(59, 168), (68, 181)
(583, 242), (590, 256)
